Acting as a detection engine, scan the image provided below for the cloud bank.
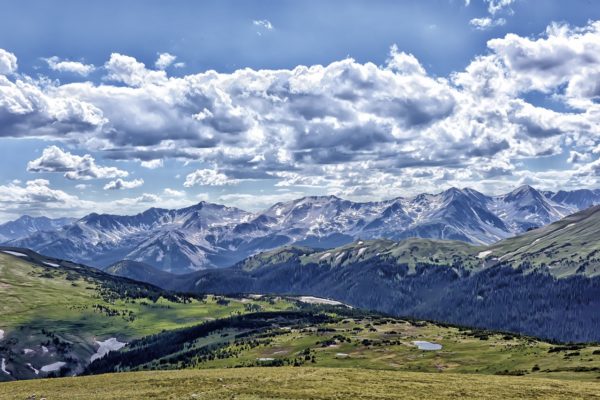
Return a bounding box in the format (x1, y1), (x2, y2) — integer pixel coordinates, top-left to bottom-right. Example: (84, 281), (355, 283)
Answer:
(1, 20), (600, 216)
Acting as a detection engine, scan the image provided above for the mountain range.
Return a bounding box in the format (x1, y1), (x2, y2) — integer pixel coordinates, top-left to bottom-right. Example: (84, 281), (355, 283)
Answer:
(3, 185), (600, 273)
(0, 216), (74, 243)
(170, 205), (600, 341)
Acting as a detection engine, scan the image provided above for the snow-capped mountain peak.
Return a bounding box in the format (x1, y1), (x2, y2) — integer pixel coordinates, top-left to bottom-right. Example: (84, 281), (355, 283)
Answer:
(4, 186), (598, 273)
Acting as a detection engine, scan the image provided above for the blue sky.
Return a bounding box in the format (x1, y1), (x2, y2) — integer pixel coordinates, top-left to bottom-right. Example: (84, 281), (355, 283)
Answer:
(0, 0), (600, 221)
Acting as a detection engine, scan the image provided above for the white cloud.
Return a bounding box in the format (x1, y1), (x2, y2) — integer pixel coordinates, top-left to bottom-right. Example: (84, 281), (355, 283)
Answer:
(45, 56), (95, 76)
(487, 21), (600, 108)
(140, 159), (163, 169)
(469, 17), (506, 30)
(0, 73), (105, 138)
(0, 179), (93, 219)
(217, 192), (305, 211)
(253, 19), (274, 31)
(567, 150), (592, 164)
(104, 53), (166, 87)
(484, 0), (515, 15)
(0, 49), (17, 75)
(103, 178), (144, 190)
(2, 20), (600, 198)
(112, 193), (159, 207)
(163, 188), (185, 197)
(184, 169), (238, 187)
(27, 146), (129, 180)
(155, 53), (177, 70)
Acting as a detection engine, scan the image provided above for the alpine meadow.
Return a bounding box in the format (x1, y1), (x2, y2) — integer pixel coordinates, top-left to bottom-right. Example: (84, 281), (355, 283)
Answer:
(1, 1), (600, 399)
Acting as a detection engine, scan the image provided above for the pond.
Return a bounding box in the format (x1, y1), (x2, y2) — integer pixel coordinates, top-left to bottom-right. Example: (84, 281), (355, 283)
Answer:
(412, 341), (442, 350)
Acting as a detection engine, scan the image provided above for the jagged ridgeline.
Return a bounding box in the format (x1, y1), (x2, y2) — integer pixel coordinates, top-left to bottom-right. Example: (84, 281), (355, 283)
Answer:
(177, 206), (600, 342)
(5, 186), (600, 273)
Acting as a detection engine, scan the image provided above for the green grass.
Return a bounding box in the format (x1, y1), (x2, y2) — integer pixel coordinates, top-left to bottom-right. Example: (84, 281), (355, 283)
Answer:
(486, 206), (600, 277)
(0, 253), (296, 380)
(301, 238), (482, 271)
(185, 316), (600, 382)
(2, 367), (599, 400)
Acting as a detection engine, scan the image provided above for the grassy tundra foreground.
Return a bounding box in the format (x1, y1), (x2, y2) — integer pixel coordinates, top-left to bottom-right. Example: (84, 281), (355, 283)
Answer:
(2, 367), (600, 400)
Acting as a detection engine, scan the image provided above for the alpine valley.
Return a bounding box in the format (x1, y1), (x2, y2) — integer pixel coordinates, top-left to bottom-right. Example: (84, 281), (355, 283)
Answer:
(4, 185), (599, 274)
(1, 192), (600, 393)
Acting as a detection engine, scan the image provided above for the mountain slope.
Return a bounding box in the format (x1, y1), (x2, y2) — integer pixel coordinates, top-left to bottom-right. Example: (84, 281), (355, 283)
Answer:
(174, 208), (600, 341)
(5, 186), (598, 273)
(6, 202), (251, 273)
(484, 205), (600, 277)
(0, 247), (296, 381)
(104, 260), (176, 289)
(0, 216), (74, 242)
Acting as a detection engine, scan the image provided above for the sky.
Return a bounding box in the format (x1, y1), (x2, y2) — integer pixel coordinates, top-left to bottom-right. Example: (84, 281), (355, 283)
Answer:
(1, 0), (600, 221)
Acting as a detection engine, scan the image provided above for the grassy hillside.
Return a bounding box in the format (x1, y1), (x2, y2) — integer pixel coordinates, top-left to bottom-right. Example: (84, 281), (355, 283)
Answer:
(2, 367), (600, 400)
(0, 249), (296, 380)
(485, 205), (600, 277)
(84, 306), (600, 382)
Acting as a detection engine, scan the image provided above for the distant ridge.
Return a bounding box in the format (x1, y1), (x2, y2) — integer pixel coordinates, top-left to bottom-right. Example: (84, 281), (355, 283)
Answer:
(3, 186), (600, 273)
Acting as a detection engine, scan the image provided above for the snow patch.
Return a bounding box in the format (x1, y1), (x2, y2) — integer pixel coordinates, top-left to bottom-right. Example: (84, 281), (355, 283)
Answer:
(335, 353), (349, 358)
(41, 361), (66, 372)
(298, 296), (343, 306)
(357, 247), (366, 257)
(319, 252), (331, 260)
(41, 346), (49, 353)
(43, 261), (60, 267)
(26, 363), (39, 375)
(0, 329), (4, 340)
(256, 357), (274, 362)
(2, 250), (27, 257)
(23, 348), (34, 355)
(477, 250), (493, 259)
(91, 337), (127, 362)
(1, 358), (10, 375)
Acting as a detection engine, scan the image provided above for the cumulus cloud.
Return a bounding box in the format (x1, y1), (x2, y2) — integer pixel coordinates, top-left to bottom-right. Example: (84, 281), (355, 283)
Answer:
(103, 178), (144, 190)
(2, 20), (600, 199)
(487, 22), (600, 108)
(45, 56), (95, 76)
(567, 150), (592, 164)
(484, 0), (515, 15)
(217, 191), (306, 211)
(140, 159), (163, 169)
(0, 179), (93, 219)
(469, 0), (514, 31)
(470, 17), (506, 30)
(184, 169), (238, 187)
(27, 146), (129, 180)
(104, 53), (166, 87)
(112, 193), (160, 207)
(164, 188), (186, 197)
(155, 52), (177, 70)
(0, 49), (17, 74)
(0, 74), (105, 138)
